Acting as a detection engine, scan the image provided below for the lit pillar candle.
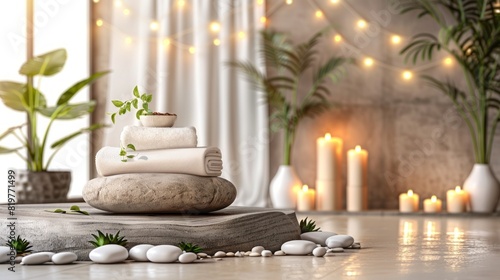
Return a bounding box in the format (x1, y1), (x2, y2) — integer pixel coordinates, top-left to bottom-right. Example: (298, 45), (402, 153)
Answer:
(316, 133), (343, 211)
(399, 189), (419, 212)
(297, 185), (315, 211)
(446, 186), (466, 213)
(347, 145), (368, 211)
(423, 195), (442, 213)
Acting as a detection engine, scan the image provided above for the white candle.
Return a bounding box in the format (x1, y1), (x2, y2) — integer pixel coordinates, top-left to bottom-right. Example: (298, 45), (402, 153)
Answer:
(297, 185), (315, 211)
(423, 195), (442, 213)
(446, 186), (466, 213)
(347, 145), (368, 211)
(316, 133), (343, 211)
(399, 189), (420, 212)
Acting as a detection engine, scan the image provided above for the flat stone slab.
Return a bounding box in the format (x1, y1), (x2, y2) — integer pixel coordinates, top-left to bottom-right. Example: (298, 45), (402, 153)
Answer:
(83, 173), (237, 214)
(1, 203), (300, 261)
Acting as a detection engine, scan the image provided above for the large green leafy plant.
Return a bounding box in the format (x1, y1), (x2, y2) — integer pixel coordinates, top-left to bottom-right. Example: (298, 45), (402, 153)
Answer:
(0, 49), (108, 171)
(230, 30), (350, 165)
(400, 0), (500, 163)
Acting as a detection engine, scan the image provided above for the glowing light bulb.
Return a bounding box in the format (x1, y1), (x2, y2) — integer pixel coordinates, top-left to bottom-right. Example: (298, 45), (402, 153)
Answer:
(238, 31), (245, 39)
(391, 35), (401, 44)
(286, 0), (293, 4)
(408, 190), (414, 197)
(150, 21), (159, 31)
(257, 0), (264, 5)
(96, 19), (103, 27)
(355, 145), (361, 152)
(325, 133), (331, 140)
(363, 57), (374, 67)
(260, 16), (267, 24)
(357, 19), (367, 29)
(178, 0), (186, 8)
(315, 10), (323, 18)
(210, 22), (221, 32)
(455, 186), (461, 192)
(213, 39), (220, 46)
(93, 0), (100, 3)
(163, 38), (171, 47)
(443, 57), (453, 66)
(494, 0), (500, 13)
(331, 0), (339, 4)
(123, 9), (130, 16)
(302, 185), (309, 192)
(114, 0), (122, 7)
(333, 35), (342, 43)
(189, 46), (195, 54)
(125, 37), (132, 44)
(431, 195), (437, 202)
(402, 70), (413, 80)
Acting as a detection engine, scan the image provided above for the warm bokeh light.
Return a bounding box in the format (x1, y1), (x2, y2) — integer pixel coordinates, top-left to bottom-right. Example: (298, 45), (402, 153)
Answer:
(443, 57), (453, 66)
(125, 37), (132, 44)
(96, 19), (103, 27)
(331, 0), (339, 4)
(334, 35), (342, 43)
(210, 22), (221, 32)
(213, 39), (221, 46)
(260, 16), (267, 24)
(114, 0), (122, 8)
(315, 10), (323, 18)
(257, 0), (264, 5)
(355, 145), (362, 152)
(189, 46), (196, 54)
(150, 21), (159, 31)
(178, 0), (186, 8)
(238, 31), (245, 39)
(391, 35), (401, 44)
(431, 195), (437, 202)
(325, 133), (331, 140)
(302, 185), (309, 192)
(402, 70), (413, 80)
(363, 57), (374, 67)
(123, 9), (130, 16)
(286, 0), (293, 4)
(455, 186), (462, 192)
(93, 0), (100, 3)
(163, 38), (171, 47)
(357, 19), (367, 28)
(408, 190), (414, 197)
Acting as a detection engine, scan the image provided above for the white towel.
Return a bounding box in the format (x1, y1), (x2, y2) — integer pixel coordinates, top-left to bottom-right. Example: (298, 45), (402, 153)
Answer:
(120, 126), (197, 151)
(95, 146), (223, 177)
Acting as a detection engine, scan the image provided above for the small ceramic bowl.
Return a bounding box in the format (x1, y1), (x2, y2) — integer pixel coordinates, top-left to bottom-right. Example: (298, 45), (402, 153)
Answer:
(139, 115), (177, 127)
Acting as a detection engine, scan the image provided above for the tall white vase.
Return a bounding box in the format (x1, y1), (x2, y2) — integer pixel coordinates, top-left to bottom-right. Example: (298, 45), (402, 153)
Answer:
(463, 164), (500, 213)
(270, 165), (303, 209)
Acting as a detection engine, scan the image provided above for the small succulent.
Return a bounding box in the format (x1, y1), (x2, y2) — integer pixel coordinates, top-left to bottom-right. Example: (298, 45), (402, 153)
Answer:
(6, 235), (33, 255)
(299, 217), (321, 234)
(178, 242), (203, 253)
(89, 230), (128, 248)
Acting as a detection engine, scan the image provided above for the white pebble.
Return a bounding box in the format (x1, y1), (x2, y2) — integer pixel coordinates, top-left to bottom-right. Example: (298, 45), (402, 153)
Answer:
(300, 232), (337, 246)
(312, 247), (327, 257)
(146, 245), (182, 263)
(261, 250), (272, 257)
(326, 235), (354, 249)
(244, 251), (251, 256)
(281, 240), (317, 255)
(274, 250), (286, 256)
(90, 245), (128, 264)
(324, 252), (335, 257)
(21, 252), (53, 265)
(197, 253), (208, 258)
(249, 252), (261, 257)
(234, 251), (243, 257)
(251, 246), (265, 254)
(51, 252), (77, 265)
(0, 246), (14, 263)
(215, 258), (223, 261)
(327, 248), (344, 253)
(129, 244), (154, 262)
(213, 251), (226, 258)
(350, 244), (361, 249)
(226, 252), (235, 257)
(178, 252), (197, 263)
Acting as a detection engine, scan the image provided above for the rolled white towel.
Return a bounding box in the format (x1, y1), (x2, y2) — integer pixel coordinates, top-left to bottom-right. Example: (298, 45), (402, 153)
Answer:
(120, 126), (197, 151)
(95, 146), (222, 177)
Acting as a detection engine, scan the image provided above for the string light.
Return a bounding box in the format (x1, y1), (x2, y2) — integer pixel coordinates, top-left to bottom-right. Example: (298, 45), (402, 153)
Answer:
(213, 39), (221, 46)
(210, 22), (221, 32)
(257, 0), (264, 5)
(286, 0), (293, 5)
(333, 35), (342, 43)
(125, 37), (132, 44)
(150, 20), (159, 31)
(357, 19), (367, 29)
(123, 9), (130, 16)
(189, 46), (196, 54)
(260, 16), (267, 24)
(391, 35), (401, 44)
(114, 0), (122, 8)
(494, 0), (500, 13)
(402, 71), (413, 80)
(238, 31), (246, 39)
(315, 10), (323, 18)
(93, 0), (99, 3)
(443, 57), (453, 66)
(96, 19), (103, 27)
(363, 57), (374, 67)
(178, 0), (186, 8)
(163, 38), (171, 47)
(330, 0), (339, 4)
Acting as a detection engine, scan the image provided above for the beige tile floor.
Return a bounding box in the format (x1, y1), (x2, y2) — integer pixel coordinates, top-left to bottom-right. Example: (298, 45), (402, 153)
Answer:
(1, 213), (499, 280)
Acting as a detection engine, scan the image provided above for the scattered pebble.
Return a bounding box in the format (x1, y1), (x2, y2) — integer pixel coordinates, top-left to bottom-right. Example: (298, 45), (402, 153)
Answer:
(281, 240), (317, 255)
(327, 248), (344, 253)
(129, 244), (154, 262)
(324, 252), (335, 257)
(178, 252), (197, 263)
(235, 251), (243, 257)
(312, 247), (327, 257)
(215, 258), (223, 261)
(197, 253), (208, 258)
(146, 245), (182, 263)
(226, 252), (235, 257)
(213, 251), (226, 258)
(261, 250), (272, 257)
(251, 246), (265, 254)
(21, 252), (53, 265)
(244, 251), (251, 256)
(51, 252), (77, 265)
(350, 244), (361, 249)
(325, 235), (354, 249)
(274, 250), (286, 256)
(300, 232), (338, 247)
(249, 252), (261, 257)
(90, 245), (129, 264)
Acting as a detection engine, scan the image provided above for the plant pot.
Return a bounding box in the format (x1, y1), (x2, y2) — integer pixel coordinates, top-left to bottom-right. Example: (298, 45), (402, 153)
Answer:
(269, 165), (302, 209)
(463, 164), (500, 213)
(140, 114), (177, 127)
(15, 170), (71, 204)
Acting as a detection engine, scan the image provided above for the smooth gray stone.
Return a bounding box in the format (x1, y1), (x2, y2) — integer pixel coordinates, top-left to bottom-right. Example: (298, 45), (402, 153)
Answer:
(83, 173), (237, 213)
(326, 235), (354, 248)
(300, 231), (337, 246)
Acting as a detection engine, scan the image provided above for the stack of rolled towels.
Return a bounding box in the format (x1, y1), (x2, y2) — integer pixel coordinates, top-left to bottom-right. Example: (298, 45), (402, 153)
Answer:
(95, 126), (223, 177)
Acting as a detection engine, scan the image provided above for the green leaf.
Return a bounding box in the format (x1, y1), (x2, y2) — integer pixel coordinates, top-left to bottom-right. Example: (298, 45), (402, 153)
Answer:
(70, 205), (81, 211)
(119, 107), (126, 115)
(126, 155), (135, 158)
(111, 113), (117, 124)
(126, 102), (131, 111)
(0, 82), (47, 111)
(0, 124), (24, 141)
(126, 144), (136, 151)
(131, 98), (138, 109)
(121, 159), (127, 162)
(44, 209), (66, 213)
(0, 146), (22, 154)
(136, 109), (145, 119)
(112, 100), (124, 107)
(142, 103), (149, 110)
(119, 149), (127, 156)
(19, 49), (67, 76)
(146, 94), (153, 103)
(39, 101), (96, 120)
(57, 71), (110, 105)
(133, 86), (140, 97)
(50, 123), (106, 149)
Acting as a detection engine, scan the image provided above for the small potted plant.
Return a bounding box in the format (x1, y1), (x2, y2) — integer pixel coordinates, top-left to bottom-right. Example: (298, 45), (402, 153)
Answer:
(110, 86), (177, 127)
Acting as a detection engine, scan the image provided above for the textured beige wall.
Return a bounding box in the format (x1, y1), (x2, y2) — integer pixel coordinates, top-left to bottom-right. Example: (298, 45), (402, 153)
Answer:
(267, 0), (500, 209)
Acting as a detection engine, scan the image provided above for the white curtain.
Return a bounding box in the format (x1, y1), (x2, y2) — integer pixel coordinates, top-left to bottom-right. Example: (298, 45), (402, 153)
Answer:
(102, 0), (269, 206)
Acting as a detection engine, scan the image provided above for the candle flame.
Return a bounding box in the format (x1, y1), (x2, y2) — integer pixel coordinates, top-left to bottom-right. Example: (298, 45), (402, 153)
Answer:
(408, 189), (413, 196)
(355, 145), (361, 152)
(302, 185), (309, 192)
(325, 133), (331, 140)
(431, 195), (437, 202)
(455, 186), (461, 192)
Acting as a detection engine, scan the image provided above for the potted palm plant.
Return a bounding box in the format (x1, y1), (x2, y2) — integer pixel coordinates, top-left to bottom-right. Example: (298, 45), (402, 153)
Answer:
(231, 30), (350, 208)
(400, 0), (500, 212)
(0, 49), (108, 203)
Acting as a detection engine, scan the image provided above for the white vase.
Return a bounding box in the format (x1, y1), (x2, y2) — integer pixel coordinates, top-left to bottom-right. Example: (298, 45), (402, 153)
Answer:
(270, 165), (303, 209)
(463, 164), (500, 213)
